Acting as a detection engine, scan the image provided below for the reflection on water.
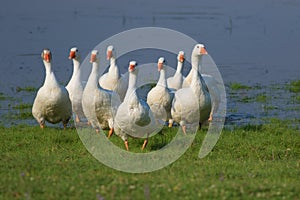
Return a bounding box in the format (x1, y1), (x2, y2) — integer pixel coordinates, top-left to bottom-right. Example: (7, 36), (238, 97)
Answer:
(0, 0), (299, 127)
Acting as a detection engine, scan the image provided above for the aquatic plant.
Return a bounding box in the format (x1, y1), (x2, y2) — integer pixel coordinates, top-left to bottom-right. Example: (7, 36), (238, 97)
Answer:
(229, 82), (252, 90)
(255, 93), (270, 103)
(13, 103), (32, 110)
(288, 80), (300, 93)
(16, 86), (37, 93)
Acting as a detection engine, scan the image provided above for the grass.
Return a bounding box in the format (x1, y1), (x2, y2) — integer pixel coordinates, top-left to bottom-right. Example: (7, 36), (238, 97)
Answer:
(0, 92), (14, 101)
(3, 111), (33, 120)
(255, 93), (270, 103)
(0, 120), (299, 199)
(287, 80), (300, 93)
(293, 95), (300, 104)
(12, 103), (32, 110)
(238, 96), (254, 103)
(229, 82), (252, 90)
(15, 86), (37, 93)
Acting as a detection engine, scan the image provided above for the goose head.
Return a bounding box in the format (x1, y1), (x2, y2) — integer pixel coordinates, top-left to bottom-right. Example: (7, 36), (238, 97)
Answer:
(106, 45), (115, 60)
(192, 44), (208, 57)
(177, 51), (185, 63)
(157, 57), (166, 71)
(129, 61), (137, 73)
(90, 50), (99, 63)
(69, 47), (80, 60)
(41, 49), (52, 63)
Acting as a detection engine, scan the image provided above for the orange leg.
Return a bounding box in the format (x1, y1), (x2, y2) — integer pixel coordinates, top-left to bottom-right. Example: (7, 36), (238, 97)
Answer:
(125, 140), (129, 151)
(108, 128), (114, 139)
(208, 114), (213, 122)
(141, 133), (149, 150)
(141, 139), (148, 150)
(63, 123), (68, 130)
(39, 123), (45, 129)
(168, 119), (174, 128)
(182, 125), (186, 135)
(75, 115), (80, 123)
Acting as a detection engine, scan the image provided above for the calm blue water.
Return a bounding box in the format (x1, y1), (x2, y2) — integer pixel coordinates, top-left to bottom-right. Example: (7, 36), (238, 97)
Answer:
(0, 0), (299, 126)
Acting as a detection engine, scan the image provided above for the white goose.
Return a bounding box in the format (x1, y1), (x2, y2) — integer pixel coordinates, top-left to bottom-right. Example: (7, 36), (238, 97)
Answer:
(114, 61), (156, 151)
(182, 49), (220, 121)
(82, 50), (120, 136)
(32, 49), (72, 129)
(167, 51), (185, 90)
(98, 45), (128, 101)
(147, 57), (174, 127)
(65, 47), (84, 122)
(171, 44), (211, 134)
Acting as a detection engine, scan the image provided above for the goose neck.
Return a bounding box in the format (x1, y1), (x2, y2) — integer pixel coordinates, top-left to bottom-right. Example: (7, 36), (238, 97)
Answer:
(108, 57), (120, 77)
(158, 68), (167, 87)
(123, 70), (137, 101)
(86, 62), (100, 89)
(128, 70), (137, 89)
(176, 61), (183, 74)
(72, 59), (81, 74)
(110, 57), (116, 67)
(43, 60), (52, 75)
(192, 54), (200, 70)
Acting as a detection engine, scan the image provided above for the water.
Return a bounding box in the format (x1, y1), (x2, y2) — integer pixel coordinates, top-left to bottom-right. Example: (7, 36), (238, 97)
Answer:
(0, 0), (299, 127)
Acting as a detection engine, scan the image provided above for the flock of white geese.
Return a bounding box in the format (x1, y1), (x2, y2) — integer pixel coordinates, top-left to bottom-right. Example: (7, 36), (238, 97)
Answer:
(32, 44), (220, 150)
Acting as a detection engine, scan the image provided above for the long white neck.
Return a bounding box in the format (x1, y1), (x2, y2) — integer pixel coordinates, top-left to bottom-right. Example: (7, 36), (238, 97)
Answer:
(43, 60), (58, 87)
(176, 61), (183, 74)
(108, 57), (120, 77)
(43, 60), (52, 76)
(191, 53), (200, 72)
(86, 61), (100, 89)
(190, 55), (207, 96)
(110, 57), (116, 67)
(157, 68), (167, 88)
(72, 58), (81, 75)
(124, 70), (138, 102)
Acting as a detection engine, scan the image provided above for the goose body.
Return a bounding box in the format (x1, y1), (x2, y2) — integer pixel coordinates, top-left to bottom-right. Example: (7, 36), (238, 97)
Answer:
(82, 50), (120, 135)
(147, 57), (174, 126)
(114, 61), (156, 150)
(171, 44), (211, 133)
(32, 49), (72, 128)
(65, 47), (84, 122)
(99, 45), (128, 101)
(182, 52), (220, 121)
(167, 51), (185, 90)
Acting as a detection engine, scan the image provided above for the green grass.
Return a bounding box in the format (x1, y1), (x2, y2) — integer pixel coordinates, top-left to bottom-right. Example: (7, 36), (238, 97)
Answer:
(255, 93), (270, 103)
(287, 80), (300, 93)
(3, 111), (33, 120)
(0, 120), (299, 199)
(15, 86), (37, 93)
(229, 82), (252, 90)
(238, 96), (254, 103)
(12, 103), (32, 110)
(293, 95), (300, 104)
(0, 92), (14, 101)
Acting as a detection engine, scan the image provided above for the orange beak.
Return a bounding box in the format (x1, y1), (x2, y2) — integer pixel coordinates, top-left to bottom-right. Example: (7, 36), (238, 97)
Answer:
(107, 50), (112, 60)
(69, 51), (76, 59)
(157, 62), (163, 71)
(129, 64), (135, 72)
(200, 47), (208, 55)
(179, 54), (185, 62)
(44, 52), (51, 62)
(90, 54), (96, 63)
